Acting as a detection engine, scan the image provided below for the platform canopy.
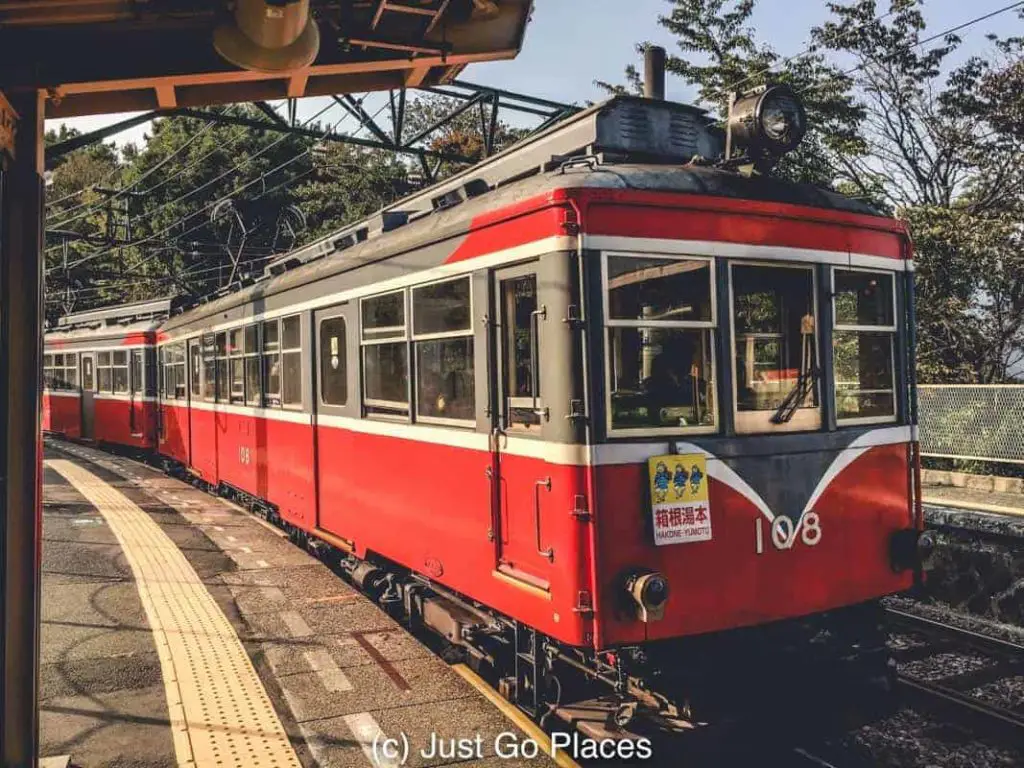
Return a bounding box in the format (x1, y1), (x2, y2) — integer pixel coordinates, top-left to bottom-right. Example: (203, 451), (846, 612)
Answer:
(0, 0), (533, 118)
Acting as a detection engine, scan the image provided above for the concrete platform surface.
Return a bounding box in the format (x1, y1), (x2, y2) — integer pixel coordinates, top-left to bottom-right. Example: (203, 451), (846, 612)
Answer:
(41, 440), (560, 768)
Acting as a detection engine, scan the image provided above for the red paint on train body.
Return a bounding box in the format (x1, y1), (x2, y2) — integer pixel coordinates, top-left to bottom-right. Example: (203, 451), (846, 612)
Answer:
(590, 444), (914, 647)
(42, 392), (82, 439)
(93, 397), (157, 449)
(59, 176), (919, 655)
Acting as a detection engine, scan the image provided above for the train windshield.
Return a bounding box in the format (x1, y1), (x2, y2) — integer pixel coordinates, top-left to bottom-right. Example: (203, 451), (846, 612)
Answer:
(732, 264), (820, 433)
(604, 254), (717, 434)
(600, 255), (903, 437)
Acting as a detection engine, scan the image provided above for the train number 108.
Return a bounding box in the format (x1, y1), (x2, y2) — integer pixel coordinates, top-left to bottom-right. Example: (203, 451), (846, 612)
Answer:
(755, 512), (822, 553)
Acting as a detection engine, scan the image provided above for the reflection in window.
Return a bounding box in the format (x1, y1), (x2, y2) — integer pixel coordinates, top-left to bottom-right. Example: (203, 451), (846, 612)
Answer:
(281, 316), (302, 408)
(500, 274), (541, 429)
(202, 335), (217, 402)
(416, 338), (474, 422)
(190, 343), (202, 397)
(413, 278), (474, 424)
(262, 320), (281, 407)
(833, 269), (897, 422)
(733, 265), (817, 416)
(607, 256), (713, 323)
(363, 344), (408, 409)
(320, 317), (348, 406)
(834, 270), (894, 328)
(609, 328), (715, 429)
(215, 332), (229, 403)
(605, 254), (717, 432)
(361, 292), (408, 416)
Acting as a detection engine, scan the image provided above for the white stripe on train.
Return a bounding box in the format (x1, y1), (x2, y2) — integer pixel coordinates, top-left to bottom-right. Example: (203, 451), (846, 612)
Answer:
(164, 399), (912, 476)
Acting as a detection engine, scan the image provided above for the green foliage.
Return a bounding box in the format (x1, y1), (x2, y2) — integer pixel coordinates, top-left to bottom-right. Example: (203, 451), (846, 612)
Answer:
(604, 0), (1024, 384)
(597, 0), (866, 186)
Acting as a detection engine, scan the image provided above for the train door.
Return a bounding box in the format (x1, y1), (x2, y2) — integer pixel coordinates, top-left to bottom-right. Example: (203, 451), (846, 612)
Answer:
(80, 352), (96, 439)
(312, 303), (356, 534)
(490, 263), (554, 590)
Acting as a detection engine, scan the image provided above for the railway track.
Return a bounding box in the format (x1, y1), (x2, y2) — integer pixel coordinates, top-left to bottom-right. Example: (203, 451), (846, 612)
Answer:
(886, 607), (1024, 745)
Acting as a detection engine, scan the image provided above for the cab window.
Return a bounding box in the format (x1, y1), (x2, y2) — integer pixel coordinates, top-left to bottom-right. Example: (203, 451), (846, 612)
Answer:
(604, 253), (717, 434)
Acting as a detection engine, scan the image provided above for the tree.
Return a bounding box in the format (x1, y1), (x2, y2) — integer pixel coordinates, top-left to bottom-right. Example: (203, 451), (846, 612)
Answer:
(597, 0), (866, 187)
(604, 0), (1024, 383)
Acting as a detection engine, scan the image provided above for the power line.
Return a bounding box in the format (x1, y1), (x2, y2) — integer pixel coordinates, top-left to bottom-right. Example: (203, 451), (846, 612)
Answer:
(799, 1), (1024, 97)
(47, 119), (217, 227)
(46, 100), (345, 276)
(709, 6), (898, 100)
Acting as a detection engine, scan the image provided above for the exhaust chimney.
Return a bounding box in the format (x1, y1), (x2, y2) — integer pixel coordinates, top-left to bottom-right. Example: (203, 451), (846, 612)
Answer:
(644, 45), (666, 100)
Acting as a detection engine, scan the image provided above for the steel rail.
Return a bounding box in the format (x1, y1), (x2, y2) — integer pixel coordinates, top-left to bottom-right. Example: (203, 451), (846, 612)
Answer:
(896, 675), (1024, 746)
(885, 608), (1024, 660)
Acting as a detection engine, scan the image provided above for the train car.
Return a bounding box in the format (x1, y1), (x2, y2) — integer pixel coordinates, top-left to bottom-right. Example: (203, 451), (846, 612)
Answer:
(146, 90), (931, 736)
(43, 298), (168, 450)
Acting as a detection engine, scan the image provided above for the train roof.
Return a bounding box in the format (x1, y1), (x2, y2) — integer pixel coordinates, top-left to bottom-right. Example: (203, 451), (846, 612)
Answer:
(160, 94), (893, 332)
(47, 296), (174, 343)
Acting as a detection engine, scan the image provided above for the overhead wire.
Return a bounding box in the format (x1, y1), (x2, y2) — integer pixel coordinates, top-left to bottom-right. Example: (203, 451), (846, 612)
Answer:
(46, 97), (348, 276)
(796, 1), (1024, 97)
(47, 119), (218, 227)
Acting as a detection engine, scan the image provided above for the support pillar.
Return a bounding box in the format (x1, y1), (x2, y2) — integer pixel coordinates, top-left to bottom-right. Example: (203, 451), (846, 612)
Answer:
(0, 88), (45, 768)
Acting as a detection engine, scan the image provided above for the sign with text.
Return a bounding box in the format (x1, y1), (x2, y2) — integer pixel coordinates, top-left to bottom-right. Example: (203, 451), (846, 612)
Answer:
(648, 453), (711, 546)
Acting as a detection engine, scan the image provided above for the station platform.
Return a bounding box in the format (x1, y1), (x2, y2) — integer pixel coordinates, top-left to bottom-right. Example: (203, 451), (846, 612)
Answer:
(922, 484), (1024, 517)
(40, 439), (564, 768)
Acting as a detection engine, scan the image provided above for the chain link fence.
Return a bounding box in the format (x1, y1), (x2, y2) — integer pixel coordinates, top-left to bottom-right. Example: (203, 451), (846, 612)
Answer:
(918, 385), (1024, 465)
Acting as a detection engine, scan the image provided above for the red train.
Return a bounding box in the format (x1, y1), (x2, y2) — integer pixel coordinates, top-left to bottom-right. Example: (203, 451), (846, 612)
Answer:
(45, 91), (931, 741)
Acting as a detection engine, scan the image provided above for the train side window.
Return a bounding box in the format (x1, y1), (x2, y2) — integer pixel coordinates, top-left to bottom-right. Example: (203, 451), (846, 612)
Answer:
(319, 317), (348, 406)
(281, 315), (302, 409)
(215, 332), (229, 403)
(112, 350), (129, 394)
(131, 350), (143, 394)
(412, 277), (474, 425)
(262, 320), (281, 407)
(244, 325), (261, 406)
(65, 353), (78, 389)
(228, 328), (245, 405)
(202, 334), (217, 402)
(604, 254), (718, 435)
(97, 351), (112, 393)
(53, 353), (66, 389)
(361, 290), (408, 416)
(160, 347), (171, 400)
(173, 344), (186, 399)
(832, 269), (897, 424)
(43, 353), (54, 389)
(82, 356), (94, 391)
(499, 274), (543, 430)
(190, 342), (202, 398)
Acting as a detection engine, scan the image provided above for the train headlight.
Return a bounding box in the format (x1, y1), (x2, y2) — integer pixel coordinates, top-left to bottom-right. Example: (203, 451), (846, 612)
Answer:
(726, 85), (807, 164)
(626, 571), (669, 623)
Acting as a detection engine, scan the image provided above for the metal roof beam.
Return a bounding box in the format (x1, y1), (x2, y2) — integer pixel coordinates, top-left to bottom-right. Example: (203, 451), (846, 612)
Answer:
(175, 107), (472, 163)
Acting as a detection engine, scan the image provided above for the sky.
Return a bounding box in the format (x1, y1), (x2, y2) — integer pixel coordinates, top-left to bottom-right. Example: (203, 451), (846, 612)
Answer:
(49, 0), (1024, 149)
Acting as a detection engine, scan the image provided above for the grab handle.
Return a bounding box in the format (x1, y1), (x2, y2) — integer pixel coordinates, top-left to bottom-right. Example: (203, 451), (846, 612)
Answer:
(534, 477), (554, 562)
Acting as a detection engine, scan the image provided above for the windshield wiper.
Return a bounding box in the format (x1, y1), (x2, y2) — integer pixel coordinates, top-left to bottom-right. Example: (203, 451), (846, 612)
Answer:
(771, 367), (819, 424)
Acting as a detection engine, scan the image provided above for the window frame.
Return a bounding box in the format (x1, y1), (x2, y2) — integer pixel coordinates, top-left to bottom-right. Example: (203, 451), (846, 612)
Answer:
(359, 290), (410, 417)
(261, 319), (282, 408)
(243, 324), (262, 407)
(410, 275), (476, 428)
(280, 314), (303, 410)
(228, 327), (246, 405)
(318, 314), (349, 408)
(601, 251), (719, 438)
(830, 267), (899, 426)
(728, 260), (822, 435)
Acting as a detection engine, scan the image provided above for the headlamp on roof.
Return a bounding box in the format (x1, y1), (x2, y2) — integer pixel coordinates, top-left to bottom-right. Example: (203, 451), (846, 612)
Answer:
(725, 84), (808, 172)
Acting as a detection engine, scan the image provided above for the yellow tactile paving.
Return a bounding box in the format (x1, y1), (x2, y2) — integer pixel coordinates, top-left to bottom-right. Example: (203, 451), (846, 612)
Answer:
(47, 459), (301, 768)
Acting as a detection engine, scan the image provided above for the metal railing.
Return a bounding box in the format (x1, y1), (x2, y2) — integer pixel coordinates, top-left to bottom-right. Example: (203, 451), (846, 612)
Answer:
(918, 385), (1024, 465)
